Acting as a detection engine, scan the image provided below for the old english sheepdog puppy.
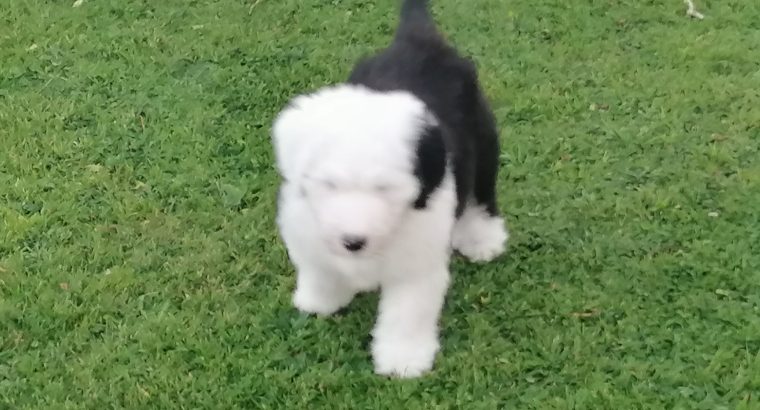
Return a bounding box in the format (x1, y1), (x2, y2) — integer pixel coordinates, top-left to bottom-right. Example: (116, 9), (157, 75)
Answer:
(271, 0), (508, 377)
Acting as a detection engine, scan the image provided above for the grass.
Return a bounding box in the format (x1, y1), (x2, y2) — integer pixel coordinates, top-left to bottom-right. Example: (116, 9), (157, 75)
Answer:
(1, 0), (760, 408)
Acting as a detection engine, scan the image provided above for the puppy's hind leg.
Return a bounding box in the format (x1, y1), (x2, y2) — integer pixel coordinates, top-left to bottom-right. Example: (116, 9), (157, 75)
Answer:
(451, 204), (508, 262)
(452, 93), (509, 262)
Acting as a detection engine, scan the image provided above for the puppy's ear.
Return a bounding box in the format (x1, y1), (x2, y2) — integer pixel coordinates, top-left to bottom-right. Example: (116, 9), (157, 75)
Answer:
(413, 125), (447, 209)
(271, 96), (314, 182)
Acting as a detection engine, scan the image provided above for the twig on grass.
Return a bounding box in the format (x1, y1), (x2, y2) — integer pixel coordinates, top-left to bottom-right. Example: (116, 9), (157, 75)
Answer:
(570, 309), (600, 319)
(249, 0), (263, 15)
(684, 0), (705, 20)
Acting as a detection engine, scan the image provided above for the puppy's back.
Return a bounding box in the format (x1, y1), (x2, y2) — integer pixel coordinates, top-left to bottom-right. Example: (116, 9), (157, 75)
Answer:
(347, 0), (501, 218)
(347, 0), (479, 118)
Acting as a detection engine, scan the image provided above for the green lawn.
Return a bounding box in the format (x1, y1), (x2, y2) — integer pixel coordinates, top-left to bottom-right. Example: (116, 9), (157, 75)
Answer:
(2, 0), (760, 408)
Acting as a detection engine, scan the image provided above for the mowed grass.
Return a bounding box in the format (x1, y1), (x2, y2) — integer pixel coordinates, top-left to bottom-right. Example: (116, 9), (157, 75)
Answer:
(1, 0), (760, 408)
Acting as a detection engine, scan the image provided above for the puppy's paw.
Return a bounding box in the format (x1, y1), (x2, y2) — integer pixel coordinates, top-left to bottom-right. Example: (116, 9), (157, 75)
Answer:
(452, 207), (508, 262)
(293, 282), (353, 316)
(372, 336), (439, 378)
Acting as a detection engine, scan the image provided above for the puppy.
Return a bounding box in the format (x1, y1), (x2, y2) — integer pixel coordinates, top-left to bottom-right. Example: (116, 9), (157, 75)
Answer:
(271, 0), (508, 377)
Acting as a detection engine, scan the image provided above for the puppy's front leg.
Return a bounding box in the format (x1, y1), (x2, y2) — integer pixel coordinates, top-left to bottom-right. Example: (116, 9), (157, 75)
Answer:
(371, 267), (450, 378)
(293, 267), (356, 316)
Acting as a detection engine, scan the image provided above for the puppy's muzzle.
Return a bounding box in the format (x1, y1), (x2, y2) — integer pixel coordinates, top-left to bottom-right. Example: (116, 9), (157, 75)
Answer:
(342, 235), (367, 252)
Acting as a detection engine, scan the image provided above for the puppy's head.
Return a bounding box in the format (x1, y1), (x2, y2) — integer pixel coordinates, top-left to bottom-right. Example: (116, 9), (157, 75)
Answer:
(272, 85), (446, 257)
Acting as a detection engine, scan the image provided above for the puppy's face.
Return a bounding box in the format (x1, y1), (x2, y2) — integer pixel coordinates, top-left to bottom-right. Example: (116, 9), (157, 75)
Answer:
(273, 85), (445, 257)
(300, 147), (419, 256)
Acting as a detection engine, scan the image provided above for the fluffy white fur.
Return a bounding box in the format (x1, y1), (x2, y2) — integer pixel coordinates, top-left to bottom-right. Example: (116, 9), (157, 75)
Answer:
(273, 85), (507, 377)
(452, 205), (509, 262)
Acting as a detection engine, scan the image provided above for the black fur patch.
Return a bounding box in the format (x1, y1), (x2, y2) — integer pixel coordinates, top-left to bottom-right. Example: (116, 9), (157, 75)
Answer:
(413, 125), (446, 209)
(347, 0), (503, 218)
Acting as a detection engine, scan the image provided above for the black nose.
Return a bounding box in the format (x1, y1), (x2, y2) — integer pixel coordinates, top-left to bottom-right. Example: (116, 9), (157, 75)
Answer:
(342, 236), (367, 252)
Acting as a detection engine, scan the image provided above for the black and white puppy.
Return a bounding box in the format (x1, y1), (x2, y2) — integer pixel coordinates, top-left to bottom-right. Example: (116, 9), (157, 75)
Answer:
(272, 0), (508, 377)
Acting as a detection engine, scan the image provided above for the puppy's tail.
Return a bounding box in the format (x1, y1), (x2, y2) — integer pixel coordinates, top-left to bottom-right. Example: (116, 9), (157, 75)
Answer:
(401, 0), (431, 20)
(396, 0), (438, 41)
